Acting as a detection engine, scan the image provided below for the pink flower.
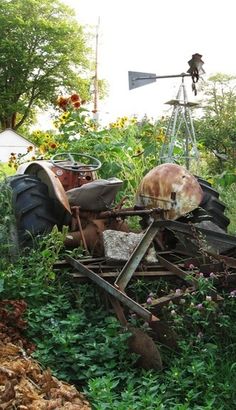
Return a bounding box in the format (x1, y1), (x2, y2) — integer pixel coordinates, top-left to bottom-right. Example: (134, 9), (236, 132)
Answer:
(209, 272), (215, 278)
(189, 263), (195, 269)
(175, 288), (181, 295)
(199, 272), (204, 277)
(146, 297), (152, 305)
(197, 303), (203, 310)
(229, 290), (236, 298)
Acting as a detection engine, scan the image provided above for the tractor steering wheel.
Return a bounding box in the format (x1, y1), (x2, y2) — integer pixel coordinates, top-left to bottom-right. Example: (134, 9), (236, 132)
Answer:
(50, 152), (102, 172)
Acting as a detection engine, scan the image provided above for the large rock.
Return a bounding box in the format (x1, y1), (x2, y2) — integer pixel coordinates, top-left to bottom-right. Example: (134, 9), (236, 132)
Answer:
(103, 230), (143, 262)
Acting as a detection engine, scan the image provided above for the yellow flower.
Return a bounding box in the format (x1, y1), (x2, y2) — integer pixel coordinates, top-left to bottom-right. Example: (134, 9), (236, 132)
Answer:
(130, 117), (137, 124)
(39, 144), (46, 154)
(156, 128), (166, 142)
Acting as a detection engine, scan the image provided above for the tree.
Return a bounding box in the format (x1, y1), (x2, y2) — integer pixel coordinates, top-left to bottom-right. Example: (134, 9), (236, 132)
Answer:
(0, 0), (92, 130)
(195, 74), (236, 169)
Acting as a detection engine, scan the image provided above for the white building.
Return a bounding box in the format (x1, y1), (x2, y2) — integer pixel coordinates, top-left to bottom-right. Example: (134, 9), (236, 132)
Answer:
(0, 128), (36, 162)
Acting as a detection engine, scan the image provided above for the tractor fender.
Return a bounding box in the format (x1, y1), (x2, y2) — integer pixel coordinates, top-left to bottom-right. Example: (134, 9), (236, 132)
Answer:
(16, 161), (71, 214)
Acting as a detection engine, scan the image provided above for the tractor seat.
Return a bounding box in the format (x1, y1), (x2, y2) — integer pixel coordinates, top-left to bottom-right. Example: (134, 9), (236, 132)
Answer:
(66, 178), (123, 211)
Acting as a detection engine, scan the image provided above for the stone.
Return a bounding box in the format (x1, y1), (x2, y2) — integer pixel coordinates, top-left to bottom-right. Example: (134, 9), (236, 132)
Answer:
(103, 230), (143, 262)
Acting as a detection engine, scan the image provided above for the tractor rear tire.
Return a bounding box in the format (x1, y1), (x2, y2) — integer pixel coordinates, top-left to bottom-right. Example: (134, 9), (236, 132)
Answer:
(9, 174), (69, 248)
(197, 177), (230, 231)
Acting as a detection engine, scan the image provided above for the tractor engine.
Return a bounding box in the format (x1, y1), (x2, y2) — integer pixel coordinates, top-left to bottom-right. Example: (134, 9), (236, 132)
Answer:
(135, 163), (203, 220)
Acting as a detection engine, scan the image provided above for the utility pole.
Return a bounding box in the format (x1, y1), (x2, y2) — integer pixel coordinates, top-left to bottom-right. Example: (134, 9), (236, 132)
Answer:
(93, 17), (100, 120)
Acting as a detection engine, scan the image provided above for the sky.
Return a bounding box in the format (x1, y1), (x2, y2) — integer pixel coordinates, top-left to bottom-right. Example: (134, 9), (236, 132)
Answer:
(40, 0), (236, 127)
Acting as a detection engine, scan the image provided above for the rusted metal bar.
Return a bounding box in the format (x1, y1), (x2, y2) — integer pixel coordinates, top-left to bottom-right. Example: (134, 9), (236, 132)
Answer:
(68, 270), (175, 279)
(205, 251), (236, 269)
(157, 254), (197, 287)
(71, 206), (89, 254)
(148, 287), (223, 308)
(108, 296), (128, 327)
(147, 288), (195, 308)
(66, 256), (159, 323)
(115, 221), (160, 291)
(96, 207), (162, 219)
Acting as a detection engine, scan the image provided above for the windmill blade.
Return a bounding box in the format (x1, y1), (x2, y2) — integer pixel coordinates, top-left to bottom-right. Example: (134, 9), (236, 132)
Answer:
(128, 71), (157, 90)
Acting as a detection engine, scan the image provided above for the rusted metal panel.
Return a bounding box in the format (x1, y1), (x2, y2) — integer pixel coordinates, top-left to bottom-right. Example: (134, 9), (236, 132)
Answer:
(158, 220), (236, 248)
(16, 161), (71, 213)
(135, 163), (203, 220)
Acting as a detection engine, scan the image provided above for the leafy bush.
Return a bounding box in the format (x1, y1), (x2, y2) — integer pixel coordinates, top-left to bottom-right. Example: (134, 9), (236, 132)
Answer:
(1, 227), (236, 409)
(1, 110), (236, 409)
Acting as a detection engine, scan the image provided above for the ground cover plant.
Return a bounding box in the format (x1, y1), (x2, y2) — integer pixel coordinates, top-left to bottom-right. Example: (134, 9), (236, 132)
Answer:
(1, 105), (236, 409)
(1, 172), (236, 410)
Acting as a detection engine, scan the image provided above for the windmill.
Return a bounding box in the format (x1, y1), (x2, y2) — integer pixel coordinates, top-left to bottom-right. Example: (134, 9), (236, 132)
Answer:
(128, 54), (205, 169)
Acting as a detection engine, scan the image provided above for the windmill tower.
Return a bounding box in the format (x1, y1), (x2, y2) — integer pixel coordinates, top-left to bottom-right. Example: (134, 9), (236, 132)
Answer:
(128, 53), (205, 169)
(159, 75), (200, 169)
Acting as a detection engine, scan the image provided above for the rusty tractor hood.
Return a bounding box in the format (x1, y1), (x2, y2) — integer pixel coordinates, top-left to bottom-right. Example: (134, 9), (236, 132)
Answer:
(135, 163), (203, 220)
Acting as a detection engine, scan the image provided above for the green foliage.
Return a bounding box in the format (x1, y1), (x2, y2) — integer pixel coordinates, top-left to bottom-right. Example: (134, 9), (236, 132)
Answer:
(196, 74), (236, 171)
(1, 218), (236, 409)
(0, 174), (17, 264)
(27, 296), (135, 384)
(0, 0), (91, 130)
(0, 162), (15, 176)
(214, 171), (236, 188)
(1, 109), (236, 408)
(216, 182), (236, 234)
(51, 110), (164, 202)
(85, 273), (236, 409)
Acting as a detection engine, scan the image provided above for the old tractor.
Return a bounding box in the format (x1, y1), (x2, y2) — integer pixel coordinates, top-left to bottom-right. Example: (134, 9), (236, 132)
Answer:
(9, 153), (236, 370)
(9, 152), (229, 253)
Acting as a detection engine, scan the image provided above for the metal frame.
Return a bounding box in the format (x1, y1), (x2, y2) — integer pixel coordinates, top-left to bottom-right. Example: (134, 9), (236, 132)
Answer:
(66, 219), (236, 329)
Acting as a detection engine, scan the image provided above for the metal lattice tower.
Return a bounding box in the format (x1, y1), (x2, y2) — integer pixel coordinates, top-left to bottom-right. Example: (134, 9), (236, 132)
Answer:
(159, 76), (199, 169)
(128, 54), (205, 169)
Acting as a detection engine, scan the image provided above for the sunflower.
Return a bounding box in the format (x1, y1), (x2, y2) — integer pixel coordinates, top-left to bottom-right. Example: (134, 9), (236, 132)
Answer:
(70, 93), (80, 102)
(57, 96), (68, 110)
(50, 142), (57, 149)
(73, 101), (81, 109)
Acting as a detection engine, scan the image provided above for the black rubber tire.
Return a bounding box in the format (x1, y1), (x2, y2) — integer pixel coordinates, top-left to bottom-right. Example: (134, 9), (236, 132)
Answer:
(9, 174), (69, 247)
(196, 177), (230, 231)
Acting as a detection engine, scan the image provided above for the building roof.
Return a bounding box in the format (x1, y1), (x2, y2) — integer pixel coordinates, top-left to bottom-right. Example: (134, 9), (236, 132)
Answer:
(0, 128), (36, 147)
